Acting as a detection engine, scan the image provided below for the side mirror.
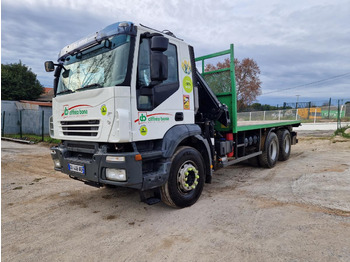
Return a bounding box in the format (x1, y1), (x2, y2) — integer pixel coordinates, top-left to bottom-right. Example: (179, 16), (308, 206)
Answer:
(150, 36), (169, 82)
(151, 52), (168, 82)
(44, 61), (55, 72)
(151, 36), (169, 52)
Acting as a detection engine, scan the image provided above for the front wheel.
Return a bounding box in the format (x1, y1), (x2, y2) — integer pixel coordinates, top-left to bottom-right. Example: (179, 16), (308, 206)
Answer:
(161, 146), (205, 208)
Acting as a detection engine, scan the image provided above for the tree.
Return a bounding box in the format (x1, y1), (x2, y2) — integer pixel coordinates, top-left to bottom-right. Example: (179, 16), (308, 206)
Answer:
(205, 58), (261, 111)
(242, 102), (279, 112)
(1, 61), (44, 101)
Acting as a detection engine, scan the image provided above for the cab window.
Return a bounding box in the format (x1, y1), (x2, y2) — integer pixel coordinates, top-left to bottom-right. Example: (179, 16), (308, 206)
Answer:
(137, 38), (179, 110)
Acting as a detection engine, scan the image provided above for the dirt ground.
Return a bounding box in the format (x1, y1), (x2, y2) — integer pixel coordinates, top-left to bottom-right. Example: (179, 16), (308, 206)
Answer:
(2, 131), (350, 262)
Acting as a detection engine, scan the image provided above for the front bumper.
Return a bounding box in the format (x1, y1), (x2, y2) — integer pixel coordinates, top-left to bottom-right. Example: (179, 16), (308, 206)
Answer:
(51, 142), (171, 191)
(51, 144), (143, 189)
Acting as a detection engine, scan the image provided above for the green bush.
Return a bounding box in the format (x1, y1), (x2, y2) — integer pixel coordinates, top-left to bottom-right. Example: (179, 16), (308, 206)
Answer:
(334, 126), (350, 139)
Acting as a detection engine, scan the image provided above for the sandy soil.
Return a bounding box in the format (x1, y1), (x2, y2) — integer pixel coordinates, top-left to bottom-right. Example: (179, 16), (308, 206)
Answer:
(1, 132), (350, 262)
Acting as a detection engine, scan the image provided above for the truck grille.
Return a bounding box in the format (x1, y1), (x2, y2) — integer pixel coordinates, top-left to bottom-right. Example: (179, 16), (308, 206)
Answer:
(60, 120), (100, 137)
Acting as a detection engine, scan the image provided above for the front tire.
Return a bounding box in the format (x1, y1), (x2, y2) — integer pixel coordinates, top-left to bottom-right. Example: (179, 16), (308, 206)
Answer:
(161, 146), (205, 208)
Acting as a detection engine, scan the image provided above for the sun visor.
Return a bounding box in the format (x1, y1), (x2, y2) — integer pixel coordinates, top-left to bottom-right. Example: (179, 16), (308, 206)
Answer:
(58, 21), (136, 60)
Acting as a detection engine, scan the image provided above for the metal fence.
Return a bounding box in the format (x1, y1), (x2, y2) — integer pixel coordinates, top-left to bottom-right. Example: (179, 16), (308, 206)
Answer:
(295, 105), (348, 121)
(1, 101), (52, 138)
(237, 104), (349, 126)
(237, 109), (300, 122)
(283, 98), (350, 109)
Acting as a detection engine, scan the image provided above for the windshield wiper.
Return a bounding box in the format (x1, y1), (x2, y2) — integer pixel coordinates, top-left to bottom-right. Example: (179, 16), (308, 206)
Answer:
(77, 83), (103, 91)
(57, 89), (74, 95)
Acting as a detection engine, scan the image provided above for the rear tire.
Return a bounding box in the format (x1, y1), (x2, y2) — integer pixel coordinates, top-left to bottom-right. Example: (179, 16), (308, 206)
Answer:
(259, 132), (279, 168)
(277, 129), (291, 161)
(160, 146), (205, 208)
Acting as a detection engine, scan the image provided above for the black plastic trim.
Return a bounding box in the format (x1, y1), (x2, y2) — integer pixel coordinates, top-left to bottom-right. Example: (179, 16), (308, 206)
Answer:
(161, 124), (202, 158)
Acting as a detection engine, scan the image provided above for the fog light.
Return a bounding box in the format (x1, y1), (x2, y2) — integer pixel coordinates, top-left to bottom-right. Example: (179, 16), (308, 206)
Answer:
(53, 159), (61, 168)
(106, 168), (126, 181)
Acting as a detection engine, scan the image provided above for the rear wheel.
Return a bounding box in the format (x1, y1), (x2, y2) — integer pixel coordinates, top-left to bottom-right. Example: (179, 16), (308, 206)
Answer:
(160, 146), (205, 208)
(259, 132), (279, 168)
(277, 129), (291, 161)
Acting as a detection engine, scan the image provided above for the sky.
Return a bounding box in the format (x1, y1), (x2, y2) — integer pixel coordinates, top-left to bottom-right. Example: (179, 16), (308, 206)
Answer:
(1, 0), (350, 105)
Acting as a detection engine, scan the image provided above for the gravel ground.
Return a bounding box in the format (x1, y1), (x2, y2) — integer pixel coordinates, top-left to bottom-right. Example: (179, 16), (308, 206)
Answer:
(1, 132), (350, 262)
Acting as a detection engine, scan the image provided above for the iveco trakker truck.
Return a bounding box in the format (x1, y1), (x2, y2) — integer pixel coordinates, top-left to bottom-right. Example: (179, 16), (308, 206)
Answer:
(45, 21), (300, 208)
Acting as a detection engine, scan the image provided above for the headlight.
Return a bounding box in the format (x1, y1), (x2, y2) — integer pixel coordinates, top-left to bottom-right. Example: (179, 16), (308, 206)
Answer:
(53, 159), (61, 168)
(106, 168), (126, 181)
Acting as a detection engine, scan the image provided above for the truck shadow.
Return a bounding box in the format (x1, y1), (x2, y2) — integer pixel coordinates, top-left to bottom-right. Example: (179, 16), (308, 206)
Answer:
(55, 154), (299, 213)
(56, 185), (172, 217)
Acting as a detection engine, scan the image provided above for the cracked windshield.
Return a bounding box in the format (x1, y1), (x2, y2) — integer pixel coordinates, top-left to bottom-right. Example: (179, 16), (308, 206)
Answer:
(57, 35), (131, 95)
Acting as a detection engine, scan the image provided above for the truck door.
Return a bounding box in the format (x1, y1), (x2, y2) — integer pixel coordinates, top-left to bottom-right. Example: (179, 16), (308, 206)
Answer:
(132, 36), (185, 141)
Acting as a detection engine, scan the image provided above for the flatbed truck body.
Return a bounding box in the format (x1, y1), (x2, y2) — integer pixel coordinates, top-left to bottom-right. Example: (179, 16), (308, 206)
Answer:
(45, 22), (300, 207)
(237, 120), (301, 130)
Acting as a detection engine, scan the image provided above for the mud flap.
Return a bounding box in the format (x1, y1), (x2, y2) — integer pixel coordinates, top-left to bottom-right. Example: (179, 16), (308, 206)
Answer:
(291, 131), (298, 145)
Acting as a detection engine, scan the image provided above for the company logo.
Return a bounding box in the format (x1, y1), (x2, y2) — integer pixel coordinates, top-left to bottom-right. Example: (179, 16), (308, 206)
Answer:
(139, 113), (147, 122)
(62, 104), (92, 118)
(134, 112), (172, 124)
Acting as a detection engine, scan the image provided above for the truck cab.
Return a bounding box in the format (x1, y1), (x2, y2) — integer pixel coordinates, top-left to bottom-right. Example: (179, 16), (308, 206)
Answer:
(47, 22), (216, 207)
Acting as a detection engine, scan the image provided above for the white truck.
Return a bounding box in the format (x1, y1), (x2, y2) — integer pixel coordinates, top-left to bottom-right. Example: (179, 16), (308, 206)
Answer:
(45, 21), (300, 208)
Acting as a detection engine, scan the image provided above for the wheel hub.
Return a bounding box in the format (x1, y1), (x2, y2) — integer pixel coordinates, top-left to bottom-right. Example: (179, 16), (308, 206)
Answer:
(270, 140), (278, 160)
(178, 163), (199, 192)
(284, 137), (290, 153)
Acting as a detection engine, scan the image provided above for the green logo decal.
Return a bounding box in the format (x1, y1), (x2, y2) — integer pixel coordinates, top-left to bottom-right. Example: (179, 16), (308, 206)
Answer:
(135, 112), (172, 124)
(62, 105), (89, 117)
(139, 114), (147, 122)
(183, 76), (193, 93)
(140, 125), (148, 136)
(101, 105), (107, 116)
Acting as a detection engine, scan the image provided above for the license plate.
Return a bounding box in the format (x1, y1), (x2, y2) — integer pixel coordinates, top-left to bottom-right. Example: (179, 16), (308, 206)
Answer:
(68, 163), (85, 174)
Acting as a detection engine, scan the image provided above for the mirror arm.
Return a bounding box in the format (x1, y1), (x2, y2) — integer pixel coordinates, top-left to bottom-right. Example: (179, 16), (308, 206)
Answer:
(54, 63), (67, 72)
